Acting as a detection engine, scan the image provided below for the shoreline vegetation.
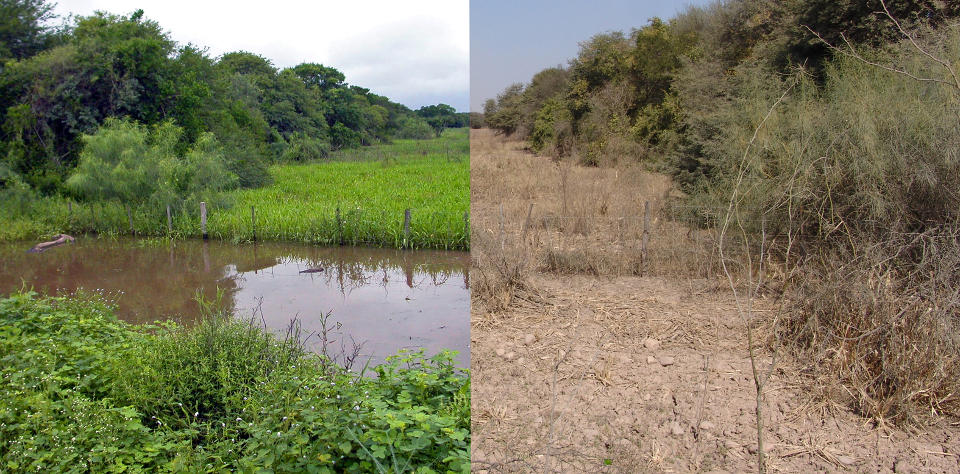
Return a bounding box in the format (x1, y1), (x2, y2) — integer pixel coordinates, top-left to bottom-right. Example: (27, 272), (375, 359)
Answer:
(0, 129), (469, 250)
(0, 291), (470, 472)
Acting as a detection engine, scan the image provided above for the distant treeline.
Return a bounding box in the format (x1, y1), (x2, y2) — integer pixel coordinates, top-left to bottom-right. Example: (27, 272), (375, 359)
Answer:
(0, 0), (466, 197)
(482, 0), (959, 184)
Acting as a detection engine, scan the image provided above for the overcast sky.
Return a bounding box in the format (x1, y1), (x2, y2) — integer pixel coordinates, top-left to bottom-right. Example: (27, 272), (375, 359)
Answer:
(52, 0), (470, 112)
(471, 0), (714, 112)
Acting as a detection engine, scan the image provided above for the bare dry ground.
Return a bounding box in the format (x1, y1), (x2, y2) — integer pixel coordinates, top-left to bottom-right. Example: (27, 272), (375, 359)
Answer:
(470, 129), (960, 473)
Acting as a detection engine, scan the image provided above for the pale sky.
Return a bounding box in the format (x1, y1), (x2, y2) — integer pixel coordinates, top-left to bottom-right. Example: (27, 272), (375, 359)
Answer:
(471, 0), (714, 112)
(52, 0), (470, 112)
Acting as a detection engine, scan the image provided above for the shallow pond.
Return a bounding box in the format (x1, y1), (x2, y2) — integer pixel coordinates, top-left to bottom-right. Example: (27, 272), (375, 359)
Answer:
(0, 238), (469, 367)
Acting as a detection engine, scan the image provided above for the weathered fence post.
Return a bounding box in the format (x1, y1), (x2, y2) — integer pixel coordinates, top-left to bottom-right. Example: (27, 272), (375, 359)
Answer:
(166, 205), (172, 235)
(336, 206), (343, 245)
(251, 205), (256, 242)
(498, 203), (505, 250)
(642, 201), (650, 275)
(200, 201), (208, 240)
(521, 202), (534, 243)
(126, 204), (134, 236)
(403, 208), (411, 248)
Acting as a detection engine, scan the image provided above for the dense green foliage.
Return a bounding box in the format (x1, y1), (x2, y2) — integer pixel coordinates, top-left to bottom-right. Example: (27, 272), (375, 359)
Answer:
(0, 1), (448, 196)
(65, 118), (238, 207)
(415, 104), (467, 138)
(0, 292), (470, 472)
(0, 129), (470, 250)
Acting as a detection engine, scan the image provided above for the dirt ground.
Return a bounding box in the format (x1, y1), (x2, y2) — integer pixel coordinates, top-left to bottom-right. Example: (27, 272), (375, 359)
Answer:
(469, 129), (960, 473)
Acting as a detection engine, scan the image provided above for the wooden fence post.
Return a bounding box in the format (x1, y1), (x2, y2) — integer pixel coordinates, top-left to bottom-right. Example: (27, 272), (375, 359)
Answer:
(498, 203), (505, 250)
(403, 209), (412, 248)
(200, 201), (208, 240)
(126, 204), (134, 236)
(521, 202), (534, 243)
(166, 205), (172, 235)
(336, 206), (343, 245)
(251, 205), (256, 242)
(642, 201), (650, 275)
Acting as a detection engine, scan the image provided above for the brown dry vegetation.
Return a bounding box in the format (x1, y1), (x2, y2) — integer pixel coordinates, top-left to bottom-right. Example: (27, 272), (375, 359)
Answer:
(470, 129), (960, 473)
(470, 128), (721, 294)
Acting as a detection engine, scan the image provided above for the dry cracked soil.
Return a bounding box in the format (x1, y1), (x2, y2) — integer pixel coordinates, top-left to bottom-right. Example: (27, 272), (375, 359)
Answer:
(469, 129), (960, 473)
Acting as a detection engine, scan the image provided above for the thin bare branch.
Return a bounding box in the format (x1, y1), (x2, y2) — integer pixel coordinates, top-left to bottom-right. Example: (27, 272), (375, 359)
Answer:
(879, 0), (960, 90)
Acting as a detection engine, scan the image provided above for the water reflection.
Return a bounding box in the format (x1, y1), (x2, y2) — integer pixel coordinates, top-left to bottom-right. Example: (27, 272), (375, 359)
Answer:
(0, 238), (470, 367)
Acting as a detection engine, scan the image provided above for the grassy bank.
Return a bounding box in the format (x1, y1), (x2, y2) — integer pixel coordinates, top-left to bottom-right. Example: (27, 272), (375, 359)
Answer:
(0, 292), (469, 472)
(0, 130), (469, 250)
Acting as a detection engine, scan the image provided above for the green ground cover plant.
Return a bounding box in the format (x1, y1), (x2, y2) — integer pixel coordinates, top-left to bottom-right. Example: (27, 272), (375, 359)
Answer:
(0, 291), (470, 472)
(0, 129), (469, 250)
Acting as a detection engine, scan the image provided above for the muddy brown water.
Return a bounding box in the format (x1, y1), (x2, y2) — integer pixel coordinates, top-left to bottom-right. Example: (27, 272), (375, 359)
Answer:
(0, 238), (469, 367)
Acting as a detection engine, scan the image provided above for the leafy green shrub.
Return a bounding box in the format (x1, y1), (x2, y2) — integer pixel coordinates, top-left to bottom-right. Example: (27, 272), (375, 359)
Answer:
(0, 292), (470, 472)
(330, 122), (362, 150)
(279, 132), (331, 162)
(396, 116), (434, 140)
(65, 118), (239, 208)
(529, 97), (572, 155)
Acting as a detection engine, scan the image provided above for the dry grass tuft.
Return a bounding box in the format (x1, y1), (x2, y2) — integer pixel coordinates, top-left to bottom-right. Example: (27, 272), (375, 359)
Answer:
(779, 227), (960, 424)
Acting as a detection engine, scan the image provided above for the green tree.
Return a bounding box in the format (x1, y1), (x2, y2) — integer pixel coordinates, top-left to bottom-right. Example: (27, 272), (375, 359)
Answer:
(485, 83), (524, 135)
(291, 62), (345, 91)
(416, 103), (457, 137)
(0, 0), (56, 62)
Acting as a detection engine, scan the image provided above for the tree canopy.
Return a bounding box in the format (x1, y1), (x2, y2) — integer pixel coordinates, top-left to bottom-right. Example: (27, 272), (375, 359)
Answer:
(0, 1), (452, 198)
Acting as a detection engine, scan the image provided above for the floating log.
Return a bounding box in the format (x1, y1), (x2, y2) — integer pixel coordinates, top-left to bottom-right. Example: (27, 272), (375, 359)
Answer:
(26, 234), (75, 254)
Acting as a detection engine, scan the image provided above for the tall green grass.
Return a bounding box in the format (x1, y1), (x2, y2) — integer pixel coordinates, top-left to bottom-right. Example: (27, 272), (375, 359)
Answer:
(0, 129), (470, 250)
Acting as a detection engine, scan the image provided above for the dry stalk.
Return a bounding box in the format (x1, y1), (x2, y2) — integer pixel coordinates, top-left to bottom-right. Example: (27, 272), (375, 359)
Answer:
(718, 77), (797, 473)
